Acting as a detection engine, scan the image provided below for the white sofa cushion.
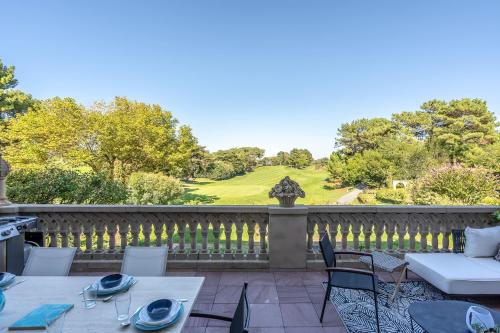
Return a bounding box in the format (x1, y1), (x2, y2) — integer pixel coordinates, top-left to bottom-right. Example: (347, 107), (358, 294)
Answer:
(464, 226), (500, 257)
(405, 253), (500, 295)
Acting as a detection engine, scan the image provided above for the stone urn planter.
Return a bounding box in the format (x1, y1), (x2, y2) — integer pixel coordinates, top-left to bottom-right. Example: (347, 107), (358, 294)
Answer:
(269, 176), (305, 207)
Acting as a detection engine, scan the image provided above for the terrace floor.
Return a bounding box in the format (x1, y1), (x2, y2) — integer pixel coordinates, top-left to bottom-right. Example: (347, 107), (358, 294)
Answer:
(73, 270), (500, 333)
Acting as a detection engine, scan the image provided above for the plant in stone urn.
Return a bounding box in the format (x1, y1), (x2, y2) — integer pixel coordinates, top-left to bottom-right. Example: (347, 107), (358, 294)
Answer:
(269, 176), (305, 207)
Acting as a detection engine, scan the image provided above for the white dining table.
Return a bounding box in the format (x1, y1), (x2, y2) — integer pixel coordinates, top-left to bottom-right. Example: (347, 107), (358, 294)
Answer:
(0, 276), (205, 333)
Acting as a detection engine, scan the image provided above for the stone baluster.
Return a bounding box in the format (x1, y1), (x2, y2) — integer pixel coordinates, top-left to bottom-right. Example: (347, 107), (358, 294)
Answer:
(258, 215), (268, 259)
(94, 214), (106, 254)
(351, 216), (362, 251)
(82, 214), (94, 254)
(361, 214), (374, 251)
(209, 214), (222, 259)
(247, 216), (256, 259)
(441, 214), (452, 252)
(70, 214), (82, 252)
(396, 214), (408, 253)
(176, 214), (187, 259)
(339, 215), (350, 250)
(328, 214), (339, 249)
(165, 215), (175, 255)
(188, 214), (199, 259)
(141, 215), (153, 247)
(416, 214), (429, 252)
(199, 216), (210, 259)
(47, 215), (58, 248)
(234, 214), (244, 259)
(152, 214), (164, 247)
(129, 214), (141, 246)
(429, 214), (441, 252)
(385, 215), (396, 252)
(118, 215), (130, 250)
(222, 214), (233, 259)
(306, 215), (319, 255)
(373, 215), (384, 251)
(106, 214), (118, 255)
(407, 214), (418, 252)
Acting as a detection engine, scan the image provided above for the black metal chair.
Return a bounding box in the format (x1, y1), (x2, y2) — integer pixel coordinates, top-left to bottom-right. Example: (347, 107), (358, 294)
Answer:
(452, 229), (465, 253)
(190, 282), (250, 333)
(319, 232), (380, 332)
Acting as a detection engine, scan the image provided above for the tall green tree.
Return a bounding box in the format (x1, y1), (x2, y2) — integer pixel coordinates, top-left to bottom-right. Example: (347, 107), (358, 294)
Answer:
(424, 98), (497, 163)
(327, 152), (345, 183)
(212, 147), (264, 175)
(288, 148), (313, 169)
(169, 125), (206, 179)
(335, 118), (394, 155)
(0, 58), (33, 121)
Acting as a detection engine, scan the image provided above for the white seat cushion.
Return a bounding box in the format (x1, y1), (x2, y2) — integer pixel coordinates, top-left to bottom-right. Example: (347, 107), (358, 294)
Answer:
(405, 253), (500, 295)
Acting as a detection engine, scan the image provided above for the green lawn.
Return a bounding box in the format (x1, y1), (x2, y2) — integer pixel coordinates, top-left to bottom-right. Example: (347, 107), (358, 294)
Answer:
(180, 165), (350, 205)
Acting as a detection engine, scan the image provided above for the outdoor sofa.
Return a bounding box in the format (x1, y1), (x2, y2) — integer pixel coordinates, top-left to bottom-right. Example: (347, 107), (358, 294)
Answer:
(405, 225), (500, 295)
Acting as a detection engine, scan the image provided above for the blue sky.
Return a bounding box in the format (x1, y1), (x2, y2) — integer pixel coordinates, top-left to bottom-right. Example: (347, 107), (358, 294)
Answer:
(3, 1), (500, 158)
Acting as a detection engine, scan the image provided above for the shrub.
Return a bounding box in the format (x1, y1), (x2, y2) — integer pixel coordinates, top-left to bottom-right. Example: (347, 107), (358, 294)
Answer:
(6, 168), (127, 204)
(207, 161), (237, 180)
(375, 188), (410, 204)
(411, 165), (498, 205)
(128, 172), (184, 205)
(357, 191), (377, 204)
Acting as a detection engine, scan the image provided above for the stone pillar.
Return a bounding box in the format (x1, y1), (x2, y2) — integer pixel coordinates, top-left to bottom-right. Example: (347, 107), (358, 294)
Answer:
(268, 207), (308, 269)
(0, 154), (11, 206)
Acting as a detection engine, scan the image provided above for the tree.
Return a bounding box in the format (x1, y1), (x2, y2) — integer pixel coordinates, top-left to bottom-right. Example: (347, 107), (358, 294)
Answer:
(95, 97), (178, 180)
(375, 137), (436, 179)
(169, 125), (205, 179)
(392, 111), (433, 141)
(342, 150), (393, 188)
(1, 97), (93, 169)
(127, 172), (184, 205)
(275, 151), (290, 165)
(422, 98), (497, 163)
(327, 152), (345, 182)
(335, 118), (394, 155)
(288, 148), (313, 169)
(212, 147), (264, 175)
(0, 58), (34, 121)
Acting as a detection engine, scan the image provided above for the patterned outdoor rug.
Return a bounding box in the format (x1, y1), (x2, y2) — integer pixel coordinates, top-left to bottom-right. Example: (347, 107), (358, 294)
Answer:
(325, 280), (447, 333)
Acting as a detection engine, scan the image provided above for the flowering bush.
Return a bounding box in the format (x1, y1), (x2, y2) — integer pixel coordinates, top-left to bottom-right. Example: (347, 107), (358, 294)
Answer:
(411, 165), (498, 205)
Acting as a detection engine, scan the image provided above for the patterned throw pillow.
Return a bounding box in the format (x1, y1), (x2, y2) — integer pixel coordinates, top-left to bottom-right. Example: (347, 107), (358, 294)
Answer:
(496, 244), (500, 262)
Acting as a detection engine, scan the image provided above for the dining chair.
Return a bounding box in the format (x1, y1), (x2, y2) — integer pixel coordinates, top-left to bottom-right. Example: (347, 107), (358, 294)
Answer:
(190, 282), (250, 333)
(22, 247), (77, 276)
(319, 232), (380, 332)
(121, 246), (168, 276)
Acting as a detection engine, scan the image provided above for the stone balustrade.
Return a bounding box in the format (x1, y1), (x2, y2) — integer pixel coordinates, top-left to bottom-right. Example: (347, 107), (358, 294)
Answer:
(0, 204), (498, 270)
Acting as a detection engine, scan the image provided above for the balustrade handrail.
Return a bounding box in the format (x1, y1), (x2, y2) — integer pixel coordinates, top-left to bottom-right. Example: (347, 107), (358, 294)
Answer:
(0, 204), (498, 269)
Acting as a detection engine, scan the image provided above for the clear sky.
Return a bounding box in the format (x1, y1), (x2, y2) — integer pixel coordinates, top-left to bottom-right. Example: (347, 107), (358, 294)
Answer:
(3, 1), (500, 158)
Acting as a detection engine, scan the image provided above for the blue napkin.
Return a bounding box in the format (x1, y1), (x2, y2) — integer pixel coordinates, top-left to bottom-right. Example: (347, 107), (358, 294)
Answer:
(9, 304), (73, 330)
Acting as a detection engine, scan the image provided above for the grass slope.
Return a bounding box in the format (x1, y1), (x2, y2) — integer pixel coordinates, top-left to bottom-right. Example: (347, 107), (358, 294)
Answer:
(182, 165), (350, 205)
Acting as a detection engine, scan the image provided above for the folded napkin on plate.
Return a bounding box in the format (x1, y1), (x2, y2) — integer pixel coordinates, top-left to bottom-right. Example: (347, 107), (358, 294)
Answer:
(137, 300), (181, 327)
(92, 274), (133, 293)
(0, 272), (16, 287)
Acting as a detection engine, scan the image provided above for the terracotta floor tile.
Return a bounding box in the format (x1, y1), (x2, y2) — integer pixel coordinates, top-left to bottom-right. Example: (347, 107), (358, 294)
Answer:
(277, 286), (310, 303)
(197, 286), (217, 304)
(196, 271), (222, 287)
(181, 327), (207, 333)
(249, 304), (284, 327)
(247, 272), (276, 286)
(248, 328), (285, 333)
(185, 303), (212, 327)
(215, 286), (243, 303)
(274, 272), (304, 286)
(219, 272), (248, 286)
(312, 303), (343, 327)
(248, 285), (279, 304)
(280, 303), (321, 327)
(302, 272), (327, 286)
(285, 327), (347, 333)
(306, 285), (327, 303)
(208, 303), (237, 327)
